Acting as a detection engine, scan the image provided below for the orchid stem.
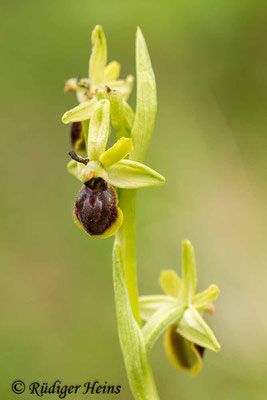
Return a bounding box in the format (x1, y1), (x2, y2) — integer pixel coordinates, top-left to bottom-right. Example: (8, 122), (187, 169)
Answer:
(114, 188), (160, 400)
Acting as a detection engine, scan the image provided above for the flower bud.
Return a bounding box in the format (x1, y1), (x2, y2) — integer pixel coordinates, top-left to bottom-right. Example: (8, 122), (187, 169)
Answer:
(70, 122), (86, 152)
(74, 178), (122, 238)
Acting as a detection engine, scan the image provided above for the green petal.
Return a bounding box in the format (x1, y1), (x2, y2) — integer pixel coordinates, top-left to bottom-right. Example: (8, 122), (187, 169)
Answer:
(62, 97), (98, 124)
(139, 295), (177, 322)
(89, 25), (107, 85)
(100, 137), (133, 169)
(164, 324), (204, 376)
(106, 159), (165, 189)
(104, 60), (120, 82)
(130, 28), (157, 162)
(182, 240), (197, 302)
(108, 75), (134, 99)
(87, 99), (110, 160)
(160, 270), (182, 298)
(177, 305), (221, 352)
(193, 285), (220, 310)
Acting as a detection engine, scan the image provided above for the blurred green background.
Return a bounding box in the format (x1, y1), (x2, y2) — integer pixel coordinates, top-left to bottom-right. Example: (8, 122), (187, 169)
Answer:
(1, 0), (267, 399)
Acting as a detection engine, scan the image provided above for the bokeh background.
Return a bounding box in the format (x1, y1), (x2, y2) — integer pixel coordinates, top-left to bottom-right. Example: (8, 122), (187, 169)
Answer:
(1, 1), (267, 399)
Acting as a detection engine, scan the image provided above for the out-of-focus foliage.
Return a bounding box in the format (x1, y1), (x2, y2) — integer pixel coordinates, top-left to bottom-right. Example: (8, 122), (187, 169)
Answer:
(1, 1), (267, 399)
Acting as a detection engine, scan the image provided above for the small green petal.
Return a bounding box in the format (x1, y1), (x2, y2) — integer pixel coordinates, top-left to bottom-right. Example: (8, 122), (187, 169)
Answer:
(108, 75), (134, 99)
(100, 137), (133, 169)
(160, 270), (182, 298)
(62, 97), (98, 124)
(89, 25), (107, 85)
(177, 305), (221, 352)
(87, 99), (110, 160)
(164, 324), (204, 376)
(104, 60), (120, 82)
(193, 285), (220, 310)
(182, 240), (197, 302)
(130, 27), (157, 162)
(106, 159), (165, 189)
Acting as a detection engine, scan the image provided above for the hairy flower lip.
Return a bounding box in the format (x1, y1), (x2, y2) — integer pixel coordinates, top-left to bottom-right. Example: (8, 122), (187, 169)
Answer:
(74, 179), (122, 238)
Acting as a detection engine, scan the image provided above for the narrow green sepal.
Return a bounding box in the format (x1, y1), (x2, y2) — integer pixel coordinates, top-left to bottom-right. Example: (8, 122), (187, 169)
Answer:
(177, 305), (221, 352)
(89, 25), (107, 85)
(160, 270), (182, 298)
(87, 99), (110, 160)
(104, 61), (120, 82)
(123, 100), (135, 132)
(130, 28), (157, 162)
(100, 137), (133, 169)
(139, 295), (177, 322)
(62, 97), (98, 124)
(182, 240), (197, 303)
(106, 159), (165, 189)
(104, 89), (130, 139)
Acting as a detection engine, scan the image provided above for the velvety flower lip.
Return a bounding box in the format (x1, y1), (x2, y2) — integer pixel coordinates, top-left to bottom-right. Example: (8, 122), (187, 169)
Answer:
(74, 178), (122, 238)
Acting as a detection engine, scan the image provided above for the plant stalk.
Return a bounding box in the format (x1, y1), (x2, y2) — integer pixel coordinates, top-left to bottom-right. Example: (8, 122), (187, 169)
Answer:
(114, 188), (160, 400)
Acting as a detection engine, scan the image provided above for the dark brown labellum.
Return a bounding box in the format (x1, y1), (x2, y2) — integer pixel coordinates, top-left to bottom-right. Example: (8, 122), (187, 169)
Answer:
(74, 178), (119, 236)
(71, 121), (85, 152)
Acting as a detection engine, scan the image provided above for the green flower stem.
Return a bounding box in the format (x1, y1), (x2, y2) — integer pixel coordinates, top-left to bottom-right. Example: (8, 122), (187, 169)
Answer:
(116, 189), (140, 325)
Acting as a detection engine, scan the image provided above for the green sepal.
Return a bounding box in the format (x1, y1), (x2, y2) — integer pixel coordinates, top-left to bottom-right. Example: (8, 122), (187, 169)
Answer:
(182, 240), (197, 303)
(123, 100), (135, 132)
(160, 270), (182, 298)
(62, 97), (98, 124)
(87, 99), (110, 160)
(100, 137), (133, 169)
(130, 28), (157, 162)
(104, 89), (130, 139)
(193, 285), (220, 310)
(104, 61), (120, 82)
(142, 302), (186, 354)
(165, 324), (204, 376)
(106, 159), (165, 189)
(139, 295), (177, 322)
(89, 25), (107, 85)
(177, 305), (221, 352)
(108, 75), (134, 100)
